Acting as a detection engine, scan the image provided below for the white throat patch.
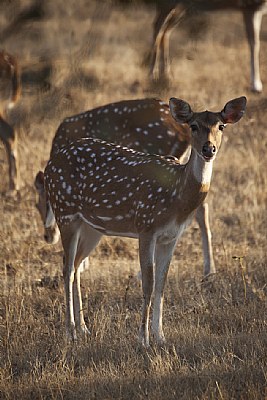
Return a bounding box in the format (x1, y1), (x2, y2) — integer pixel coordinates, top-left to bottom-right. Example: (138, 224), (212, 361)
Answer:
(193, 151), (213, 185)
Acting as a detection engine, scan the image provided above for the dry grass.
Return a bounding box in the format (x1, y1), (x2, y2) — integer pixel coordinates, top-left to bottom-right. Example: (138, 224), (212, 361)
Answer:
(0, 1), (267, 399)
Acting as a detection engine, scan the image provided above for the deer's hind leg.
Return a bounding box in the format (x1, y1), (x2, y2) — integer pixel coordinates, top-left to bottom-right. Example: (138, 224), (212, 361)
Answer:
(73, 222), (102, 337)
(60, 219), (102, 341)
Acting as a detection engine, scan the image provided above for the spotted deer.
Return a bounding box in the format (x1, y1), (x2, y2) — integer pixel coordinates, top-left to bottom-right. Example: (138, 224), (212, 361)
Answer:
(150, 0), (267, 92)
(35, 98), (216, 277)
(0, 50), (21, 191)
(44, 96), (246, 346)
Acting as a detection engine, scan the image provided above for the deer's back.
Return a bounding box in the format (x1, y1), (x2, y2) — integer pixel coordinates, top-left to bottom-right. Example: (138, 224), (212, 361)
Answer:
(50, 98), (190, 159)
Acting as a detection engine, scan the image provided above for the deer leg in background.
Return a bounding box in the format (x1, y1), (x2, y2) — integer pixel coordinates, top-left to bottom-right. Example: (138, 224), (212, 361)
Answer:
(8, 58), (21, 109)
(0, 116), (18, 191)
(159, 30), (172, 79)
(149, 5), (169, 79)
(242, 6), (265, 92)
(150, 5), (186, 81)
(4, 135), (18, 192)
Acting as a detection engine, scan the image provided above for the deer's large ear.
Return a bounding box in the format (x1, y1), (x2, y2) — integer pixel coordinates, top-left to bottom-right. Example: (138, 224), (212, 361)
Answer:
(169, 98), (194, 124)
(34, 171), (45, 193)
(220, 96), (247, 124)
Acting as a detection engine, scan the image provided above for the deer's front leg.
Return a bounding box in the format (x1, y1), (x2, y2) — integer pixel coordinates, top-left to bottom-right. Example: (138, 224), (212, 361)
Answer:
(195, 202), (215, 277)
(138, 234), (156, 348)
(152, 238), (177, 345)
(61, 228), (80, 341)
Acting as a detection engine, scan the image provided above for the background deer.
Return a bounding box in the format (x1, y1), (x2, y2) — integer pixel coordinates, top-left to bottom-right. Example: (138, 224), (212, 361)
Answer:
(0, 50), (21, 192)
(44, 96), (246, 346)
(150, 0), (267, 92)
(35, 98), (216, 277)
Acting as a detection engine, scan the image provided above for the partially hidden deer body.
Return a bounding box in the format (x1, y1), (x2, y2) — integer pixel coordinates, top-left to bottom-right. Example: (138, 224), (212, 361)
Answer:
(44, 96), (246, 346)
(150, 0), (267, 92)
(0, 50), (21, 191)
(36, 98), (215, 277)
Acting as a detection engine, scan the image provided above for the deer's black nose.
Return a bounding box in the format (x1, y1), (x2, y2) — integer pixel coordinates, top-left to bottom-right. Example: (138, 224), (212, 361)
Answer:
(202, 141), (216, 160)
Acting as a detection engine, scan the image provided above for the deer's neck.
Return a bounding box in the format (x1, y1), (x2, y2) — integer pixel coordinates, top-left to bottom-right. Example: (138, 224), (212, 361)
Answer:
(177, 149), (213, 214)
(190, 148), (213, 187)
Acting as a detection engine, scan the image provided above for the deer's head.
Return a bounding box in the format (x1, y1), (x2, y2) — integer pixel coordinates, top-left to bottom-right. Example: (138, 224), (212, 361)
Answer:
(34, 171), (60, 244)
(169, 96), (247, 161)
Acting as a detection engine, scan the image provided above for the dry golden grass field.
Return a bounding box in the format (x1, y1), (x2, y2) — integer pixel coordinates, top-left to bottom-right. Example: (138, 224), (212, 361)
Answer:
(0, 1), (267, 399)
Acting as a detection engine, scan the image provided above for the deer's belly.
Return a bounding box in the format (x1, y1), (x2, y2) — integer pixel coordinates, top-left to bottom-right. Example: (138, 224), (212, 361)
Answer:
(59, 211), (140, 239)
(156, 215), (193, 245)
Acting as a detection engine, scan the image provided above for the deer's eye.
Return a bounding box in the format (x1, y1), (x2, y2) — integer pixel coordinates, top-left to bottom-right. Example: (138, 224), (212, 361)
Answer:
(219, 124), (225, 131)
